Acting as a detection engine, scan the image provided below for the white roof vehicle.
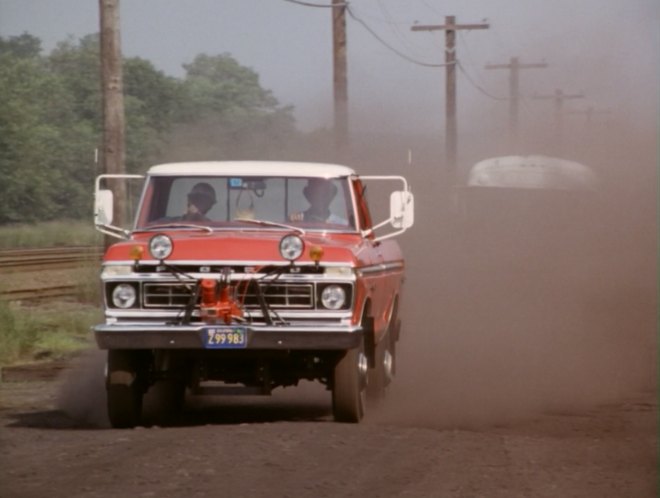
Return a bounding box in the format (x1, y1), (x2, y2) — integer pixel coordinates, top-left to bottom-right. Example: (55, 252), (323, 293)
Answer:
(466, 155), (597, 191)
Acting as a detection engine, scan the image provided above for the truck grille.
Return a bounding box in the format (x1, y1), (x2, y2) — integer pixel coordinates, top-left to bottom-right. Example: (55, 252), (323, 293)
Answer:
(143, 283), (195, 308)
(142, 282), (314, 309)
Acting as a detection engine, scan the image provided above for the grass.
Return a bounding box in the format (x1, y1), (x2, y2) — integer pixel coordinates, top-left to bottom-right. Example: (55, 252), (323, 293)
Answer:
(0, 220), (102, 249)
(0, 300), (100, 367)
(0, 220), (106, 368)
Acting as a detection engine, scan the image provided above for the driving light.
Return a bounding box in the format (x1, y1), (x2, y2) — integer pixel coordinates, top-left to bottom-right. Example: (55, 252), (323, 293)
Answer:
(129, 245), (144, 261)
(279, 234), (304, 261)
(149, 234), (173, 260)
(111, 283), (137, 308)
(320, 285), (346, 310)
(309, 245), (324, 263)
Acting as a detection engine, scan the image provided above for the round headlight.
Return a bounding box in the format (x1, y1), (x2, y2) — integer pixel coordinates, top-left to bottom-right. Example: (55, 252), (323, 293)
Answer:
(149, 234), (173, 260)
(112, 284), (137, 309)
(321, 285), (346, 310)
(279, 234), (304, 261)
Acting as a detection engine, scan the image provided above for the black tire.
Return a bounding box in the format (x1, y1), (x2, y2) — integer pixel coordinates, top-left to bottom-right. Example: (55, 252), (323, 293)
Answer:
(332, 342), (367, 423)
(106, 350), (144, 429)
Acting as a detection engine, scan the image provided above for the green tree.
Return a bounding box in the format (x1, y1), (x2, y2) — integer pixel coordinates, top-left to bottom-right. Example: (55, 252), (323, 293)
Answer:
(0, 33), (299, 224)
(163, 53), (295, 159)
(0, 32), (42, 58)
(47, 35), (178, 173)
(123, 57), (180, 133)
(0, 46), (86, 222)
(48, 35), (103, 127)
(178, 53), (281, 119)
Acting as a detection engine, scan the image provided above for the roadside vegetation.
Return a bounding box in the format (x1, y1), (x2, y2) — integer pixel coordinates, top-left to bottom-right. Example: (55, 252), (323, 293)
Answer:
(0, 220), (101, 249)
(0, 260), (102, 368)
(0, 300), (100, 368)
(0, 221), (103, 368)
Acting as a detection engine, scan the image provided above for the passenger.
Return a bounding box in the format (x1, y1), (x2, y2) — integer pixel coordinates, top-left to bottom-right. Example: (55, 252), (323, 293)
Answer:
(290, 178), (347, 225)
(234, 189), (256, 220)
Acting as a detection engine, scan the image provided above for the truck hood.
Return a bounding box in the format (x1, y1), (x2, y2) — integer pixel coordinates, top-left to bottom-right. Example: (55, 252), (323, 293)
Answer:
(103, 230), (390, 267)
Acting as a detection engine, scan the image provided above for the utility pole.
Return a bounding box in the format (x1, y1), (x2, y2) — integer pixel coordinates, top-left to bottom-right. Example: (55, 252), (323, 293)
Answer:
(485, 56), (547, 149)
(99, 0), (126, 244)
(567, 106), (612, 125)
(412, 16), (489, 182)
(533, 88), (584, 150)
(332, 0), (348, 154)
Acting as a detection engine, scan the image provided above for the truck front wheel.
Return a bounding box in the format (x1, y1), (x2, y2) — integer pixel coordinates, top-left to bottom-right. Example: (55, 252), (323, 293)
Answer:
(106, 350), (144, 428)
(332, 341), (368, 423)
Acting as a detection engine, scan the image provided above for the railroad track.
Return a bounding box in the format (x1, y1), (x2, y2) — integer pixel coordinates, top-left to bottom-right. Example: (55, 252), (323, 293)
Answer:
(0, 285), (79, 301)
(0, 246), (103, 273)
(0, 246), (103, 302)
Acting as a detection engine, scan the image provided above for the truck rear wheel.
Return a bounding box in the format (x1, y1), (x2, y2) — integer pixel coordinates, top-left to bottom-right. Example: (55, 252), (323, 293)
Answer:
(106, 350), (144, 429)
(332, 341), (368, 423)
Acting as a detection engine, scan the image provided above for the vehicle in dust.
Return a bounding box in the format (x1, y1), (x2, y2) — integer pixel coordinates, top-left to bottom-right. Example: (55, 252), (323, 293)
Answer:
(94, 161), (414, 427)
(453, 155), (598, 231)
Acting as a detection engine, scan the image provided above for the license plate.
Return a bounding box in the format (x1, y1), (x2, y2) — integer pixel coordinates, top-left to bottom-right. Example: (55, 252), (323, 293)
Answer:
(203, 327), (247, 349)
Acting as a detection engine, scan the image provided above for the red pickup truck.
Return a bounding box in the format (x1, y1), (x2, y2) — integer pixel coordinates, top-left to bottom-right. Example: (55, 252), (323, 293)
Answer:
(94, 161), (414, 427)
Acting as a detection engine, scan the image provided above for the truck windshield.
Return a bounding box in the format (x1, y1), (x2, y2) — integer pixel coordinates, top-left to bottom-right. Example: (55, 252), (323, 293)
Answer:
(134, 176), (356, 232)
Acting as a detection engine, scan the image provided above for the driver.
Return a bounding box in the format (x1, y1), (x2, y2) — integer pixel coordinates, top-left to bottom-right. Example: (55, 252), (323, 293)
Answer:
(183, 182), (216, 221)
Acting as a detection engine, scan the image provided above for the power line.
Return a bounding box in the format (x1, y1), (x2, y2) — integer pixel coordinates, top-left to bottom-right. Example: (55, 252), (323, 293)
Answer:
(418, 0), (442, 17)
(284, 0), (447, 68)
(347, 6), (448, 68)
(456, 60), (508, 101)
(455, 31), (506, 101)
(282, 0), (347, 8)
(375, 0), (425, 55)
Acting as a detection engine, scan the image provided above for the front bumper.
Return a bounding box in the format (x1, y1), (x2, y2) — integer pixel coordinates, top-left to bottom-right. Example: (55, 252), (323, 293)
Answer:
(94, 322), (363, 350)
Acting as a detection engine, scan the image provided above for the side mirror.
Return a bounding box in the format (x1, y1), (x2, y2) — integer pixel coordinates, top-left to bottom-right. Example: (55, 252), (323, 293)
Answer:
(390, 191), (414, 229)
(95, 189), (114, 225)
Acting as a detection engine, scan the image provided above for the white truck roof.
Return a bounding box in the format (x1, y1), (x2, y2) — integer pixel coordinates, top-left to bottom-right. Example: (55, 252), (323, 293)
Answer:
(148, 161), (356, 178)
(467, 155), (597, 191)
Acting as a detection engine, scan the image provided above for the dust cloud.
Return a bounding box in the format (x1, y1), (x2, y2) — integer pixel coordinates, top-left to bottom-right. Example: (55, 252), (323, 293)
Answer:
(57, 117), (655, 430)
(56, 77), (656, 430)
(352, 117), (656, 429)
(56, 114), (655, 430)
(56, 349), (110, 428)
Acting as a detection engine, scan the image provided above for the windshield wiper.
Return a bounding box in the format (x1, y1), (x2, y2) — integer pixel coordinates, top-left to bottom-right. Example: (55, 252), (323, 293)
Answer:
(234, 218), (305, 235)
(135, 223), (213, 233)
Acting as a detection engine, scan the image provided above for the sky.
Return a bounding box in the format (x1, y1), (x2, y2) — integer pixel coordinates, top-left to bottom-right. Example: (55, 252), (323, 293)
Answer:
(1, 0), (658, 135)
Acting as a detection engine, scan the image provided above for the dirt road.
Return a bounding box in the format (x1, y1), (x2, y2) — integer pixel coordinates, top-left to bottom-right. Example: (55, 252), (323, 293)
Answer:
(0, 357), (655, 498)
